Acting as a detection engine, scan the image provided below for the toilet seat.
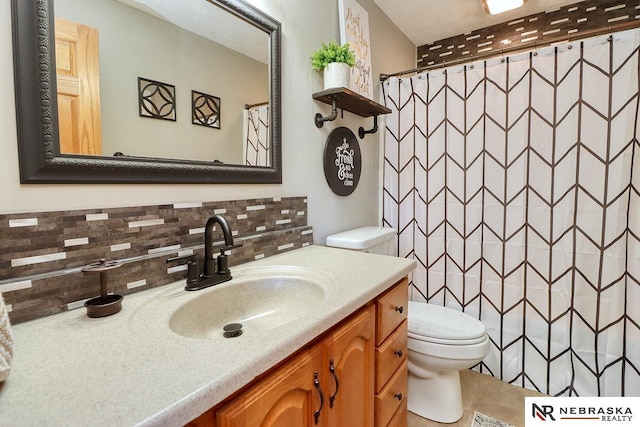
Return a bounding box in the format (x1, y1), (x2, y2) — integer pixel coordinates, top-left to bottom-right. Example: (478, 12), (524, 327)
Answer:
(407, 333), (490, 362)
(408, 331), (487, 346)
(408, 301), (487, 345)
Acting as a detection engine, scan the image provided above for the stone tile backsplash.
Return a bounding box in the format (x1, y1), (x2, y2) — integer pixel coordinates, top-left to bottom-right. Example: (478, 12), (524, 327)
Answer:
(417, 0), (640, 69)
(0, 196), (313, 324)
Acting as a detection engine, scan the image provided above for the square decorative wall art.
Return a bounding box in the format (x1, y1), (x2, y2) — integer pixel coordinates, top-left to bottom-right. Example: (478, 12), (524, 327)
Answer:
(137, 77), (176, 121)
(192, 90), (221, 129)
(338, 0), (372, 99)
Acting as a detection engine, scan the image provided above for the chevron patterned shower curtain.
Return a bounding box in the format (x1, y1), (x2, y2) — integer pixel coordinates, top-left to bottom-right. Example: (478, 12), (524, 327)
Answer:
(382, 28), (640, 397)
(243, 104), (270, 166)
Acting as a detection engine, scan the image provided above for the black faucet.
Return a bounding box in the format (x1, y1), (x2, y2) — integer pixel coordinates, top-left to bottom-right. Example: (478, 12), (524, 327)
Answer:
(204, 214), (234, 279)
(166, 214), (238, 291)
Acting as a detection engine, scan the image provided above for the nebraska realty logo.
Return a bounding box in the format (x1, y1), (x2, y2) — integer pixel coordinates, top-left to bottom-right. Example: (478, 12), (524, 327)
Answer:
(525, 397), (640, 426)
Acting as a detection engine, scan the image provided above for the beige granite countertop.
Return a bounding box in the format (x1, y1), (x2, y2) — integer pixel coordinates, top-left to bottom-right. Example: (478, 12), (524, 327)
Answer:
(0, 245), (415, 427)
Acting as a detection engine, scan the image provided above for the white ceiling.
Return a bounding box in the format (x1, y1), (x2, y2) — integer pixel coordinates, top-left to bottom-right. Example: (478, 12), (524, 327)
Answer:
(372, 0), (585, 46)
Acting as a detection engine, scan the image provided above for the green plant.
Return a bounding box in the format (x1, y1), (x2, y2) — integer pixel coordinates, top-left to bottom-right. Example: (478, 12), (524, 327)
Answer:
(311, 40), (356, 71)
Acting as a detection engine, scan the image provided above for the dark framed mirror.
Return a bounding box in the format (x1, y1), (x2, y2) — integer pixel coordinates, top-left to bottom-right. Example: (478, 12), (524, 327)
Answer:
(11, 0), (281, 183)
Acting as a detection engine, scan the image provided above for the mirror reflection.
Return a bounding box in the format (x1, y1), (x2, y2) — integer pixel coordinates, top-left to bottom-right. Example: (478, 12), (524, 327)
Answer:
(54, 0), (271, 166)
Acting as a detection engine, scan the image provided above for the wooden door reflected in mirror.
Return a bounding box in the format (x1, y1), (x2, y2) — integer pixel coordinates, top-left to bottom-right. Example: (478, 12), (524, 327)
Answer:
(55, 18), (102, 155)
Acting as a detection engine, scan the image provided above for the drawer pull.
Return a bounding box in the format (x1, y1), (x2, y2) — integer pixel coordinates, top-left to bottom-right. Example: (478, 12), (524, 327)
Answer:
(395, 305), (404, 314)
(313, 371), (324, 424)
(394, 349), (403, 358)
(329, 358), (339, 409)
(393, 393), (403, 401)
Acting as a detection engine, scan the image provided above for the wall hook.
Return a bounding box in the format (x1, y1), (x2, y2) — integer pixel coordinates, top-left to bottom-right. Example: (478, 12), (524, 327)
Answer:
(315, 96), (338, 128)
(358, 115), (379, 139)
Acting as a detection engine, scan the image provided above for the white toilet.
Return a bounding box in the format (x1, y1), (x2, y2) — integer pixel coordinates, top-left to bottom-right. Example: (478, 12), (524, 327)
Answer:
(406, 300), (489, 422)
(326, 226), (490, 423)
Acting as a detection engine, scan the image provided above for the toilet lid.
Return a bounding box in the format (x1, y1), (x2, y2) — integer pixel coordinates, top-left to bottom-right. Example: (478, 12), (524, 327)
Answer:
(408, 301), (486, 342)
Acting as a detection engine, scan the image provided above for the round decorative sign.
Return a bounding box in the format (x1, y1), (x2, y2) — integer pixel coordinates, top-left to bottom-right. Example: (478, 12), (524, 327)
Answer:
(323, 127), (361, 196)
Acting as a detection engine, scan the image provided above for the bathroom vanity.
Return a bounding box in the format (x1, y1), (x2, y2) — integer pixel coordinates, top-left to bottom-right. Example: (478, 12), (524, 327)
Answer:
(0, 246), (415, 426)
(191, 277), (409, 427)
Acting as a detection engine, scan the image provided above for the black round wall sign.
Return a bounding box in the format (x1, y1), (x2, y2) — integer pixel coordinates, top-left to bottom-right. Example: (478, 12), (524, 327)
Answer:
(323, 127), (361, 196)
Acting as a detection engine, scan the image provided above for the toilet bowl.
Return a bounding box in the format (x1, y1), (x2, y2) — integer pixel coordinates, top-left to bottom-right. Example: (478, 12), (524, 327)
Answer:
(407, 301), (490, 423)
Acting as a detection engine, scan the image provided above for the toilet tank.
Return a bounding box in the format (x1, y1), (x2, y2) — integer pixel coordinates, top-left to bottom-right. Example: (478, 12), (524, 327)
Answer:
(325, 226), (397, 256)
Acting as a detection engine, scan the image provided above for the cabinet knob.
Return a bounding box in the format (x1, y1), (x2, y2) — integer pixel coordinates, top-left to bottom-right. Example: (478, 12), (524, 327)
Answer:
(394, 349), (403, 358)
(395, 305), (404, 314)
(394, 393), (403, 401)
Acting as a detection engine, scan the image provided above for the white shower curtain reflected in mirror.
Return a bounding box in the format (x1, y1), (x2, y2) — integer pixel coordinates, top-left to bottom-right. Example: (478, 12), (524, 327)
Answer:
(243, 104), (271, 166)
(382, 28), (640, 397)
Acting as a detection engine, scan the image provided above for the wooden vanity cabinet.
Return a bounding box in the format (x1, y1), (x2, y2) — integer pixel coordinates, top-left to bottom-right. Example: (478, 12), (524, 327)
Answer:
(213, 306), (374, 427)
(215, 345), (323, 427)
(187, 277), (408, 427)
(321, 305), (375, 426)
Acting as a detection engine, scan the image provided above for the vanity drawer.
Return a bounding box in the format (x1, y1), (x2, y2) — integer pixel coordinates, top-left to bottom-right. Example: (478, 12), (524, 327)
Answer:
(375, 320), (408, 393)
(375, 278), (408, 346)
(374, 359), (408, 427)
(387, 401), (408, 427)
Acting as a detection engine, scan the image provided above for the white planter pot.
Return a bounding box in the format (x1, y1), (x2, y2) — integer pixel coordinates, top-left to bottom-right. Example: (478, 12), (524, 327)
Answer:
(323, 62), (350, 90)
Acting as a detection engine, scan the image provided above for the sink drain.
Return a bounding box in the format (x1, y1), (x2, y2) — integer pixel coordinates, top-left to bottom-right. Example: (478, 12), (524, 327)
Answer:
(223, 323), (243, 338)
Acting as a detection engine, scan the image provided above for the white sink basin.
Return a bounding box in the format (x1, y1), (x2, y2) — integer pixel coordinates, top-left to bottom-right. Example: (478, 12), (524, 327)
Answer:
(129, 266), (336, 341)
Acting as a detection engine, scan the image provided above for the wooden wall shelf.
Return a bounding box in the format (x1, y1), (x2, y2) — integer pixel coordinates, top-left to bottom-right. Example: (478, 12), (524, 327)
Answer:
(312, 87), (391, 133)
(313, 87), (391, 117)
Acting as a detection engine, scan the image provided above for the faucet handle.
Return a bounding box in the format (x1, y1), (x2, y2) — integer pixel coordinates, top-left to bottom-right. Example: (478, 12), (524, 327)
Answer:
(218, 244), (242, 256)
(216, 244), (240, 275)
(166, 254), (200, 284)
(217, 250), (230, 274)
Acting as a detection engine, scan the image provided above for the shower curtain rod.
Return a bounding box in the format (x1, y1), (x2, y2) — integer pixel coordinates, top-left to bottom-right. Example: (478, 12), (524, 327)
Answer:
(244, 101), (269, 109)
(380, 21), (640, 81)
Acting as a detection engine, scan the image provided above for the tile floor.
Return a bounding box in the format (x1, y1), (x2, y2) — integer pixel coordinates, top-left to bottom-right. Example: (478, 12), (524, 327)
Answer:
(407, 369), (547, 427)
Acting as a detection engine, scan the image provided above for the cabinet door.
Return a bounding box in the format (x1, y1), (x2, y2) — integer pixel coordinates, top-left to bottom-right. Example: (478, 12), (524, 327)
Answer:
(216, 345), (324, 427)
(322, 305), (375, 427)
